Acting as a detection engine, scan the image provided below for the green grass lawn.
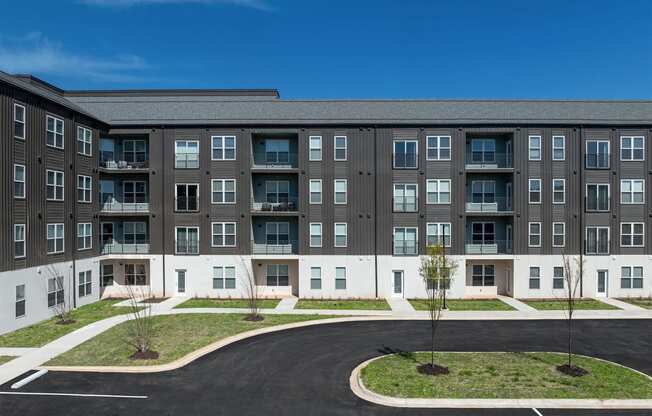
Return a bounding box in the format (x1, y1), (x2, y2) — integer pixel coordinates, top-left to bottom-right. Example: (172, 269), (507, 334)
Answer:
(361, 352), (652, 399)
(618, 298), (652, 309)
(0, 356), (15, 365)
(295, 299), (391, 310)
(0, 300), (135, 348)
(46, 313), (335, 367)
(175, 298), (280, 309)
(409, 299), (514, 311)
(522, 299), (619, 310)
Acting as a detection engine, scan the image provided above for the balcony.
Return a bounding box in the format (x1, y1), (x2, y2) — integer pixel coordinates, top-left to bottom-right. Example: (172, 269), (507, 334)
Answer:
(100, 151), (149, 172)
(100, 201), (150, 214)
(465, 197), (513, 214)
(251, 240), (298, 255)
(251, 152), (299, 170)
(465, 153), (513, 169)
(465, 240), (512, 255)
(100, 241), (150, 255)
(251, 197), (299, 214)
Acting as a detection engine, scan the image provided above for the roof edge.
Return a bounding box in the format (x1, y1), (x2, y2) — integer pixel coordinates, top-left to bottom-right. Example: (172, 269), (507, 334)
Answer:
(64, 89), (280, 98)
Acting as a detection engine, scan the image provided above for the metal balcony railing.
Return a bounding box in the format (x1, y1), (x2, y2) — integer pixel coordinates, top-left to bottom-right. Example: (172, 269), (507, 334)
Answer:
(100, 242), (150, 254)
(465, 240), (513, 255)
(100, 157), (149, 170)
(100, 202), (150, 213)
(465, 153), (513, 168)
(251, 197), (299, 212)
(251, 152), (298, 168)
(251, 240), (298, 255)
(465, 197), (513, 213)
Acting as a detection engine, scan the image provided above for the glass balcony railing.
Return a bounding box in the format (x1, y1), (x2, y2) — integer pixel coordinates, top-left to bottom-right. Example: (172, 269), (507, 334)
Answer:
(251, 197), (299, 212)
(251, 240), (298, 255)
(100, 242), (150, 254)
(465, 153), (513, 168)
(252, 152), (298, 169)
(465, 240), (513, 255)
(100, 151), (149, 170)
(100, 202), (150, 213)
(465, 197), (513, 213)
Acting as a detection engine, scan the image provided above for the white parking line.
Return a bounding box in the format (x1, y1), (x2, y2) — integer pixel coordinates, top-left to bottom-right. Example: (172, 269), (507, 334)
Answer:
(0, 391), (147, 399)
(11, 369), (48, 389)
(532, 408), (543, 416)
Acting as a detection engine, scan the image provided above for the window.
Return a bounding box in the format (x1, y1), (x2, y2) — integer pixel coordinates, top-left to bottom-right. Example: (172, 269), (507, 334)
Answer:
(46, 170), (64, 201)
(529, 267), (541, 289)
(77, 175), (92, 203)
(621, 222), (644, 247)
(47, 223), (64, 254)
(552, 222), (565, 247)
(335, 267), (346, 290)
(310, 223), (322, 247)
(586, 226), (609, 254)
(393, 140), (418, 168)
(426, 223), (451, 247)
(393, 227), (417, 255)
(14, 164), (25, 199)
(426, 136), (451, 160)
(334, 135), (347, 160)
(124, 222), (146, 245)
(621, 179), (644, 204)
(211, 135), (236, 160)
(77, 223), (92, 250)
(620, 136), (644, 161)
(77, 126), (92, 156)
(426, 179), (451, 204)
(15, 284), (25, 318)
(552, 179), (565, 204)
(47, 277), (64, 307)
(586, 184), (610, 211)
(175, 184), (199, 211)
(621, 266), (643, 289)
(586, 140), (610, 168)
(14, 224), (26, 259)
(310, 266), (322, 289)
(553, 267), (564, 289)
(175, 140), (199, 168)
(266, 222), (289, 245)
(309, 179), (322, 204)
(471, 222), (495, 245)
(334, 179), (347, 204)
(14, 103), (25, 139)
(101, 264), (114, 287)
(123, 140), (147, 163)
(266, 264), (289, 286)
(213, 266), (236, 289)
(176, 226), (199, 254)
(78, 270), (92, 297)
(393, 183), (418, 212)
(334, 223), (347, 247)
(125, 264), (147, 285)
(264, 139), (289, 164)
(211, 179), (236, 204)
(266, 180), (290, 204)
(309, 136), (322, 161)
(471, 180), (495, 205)
(552, 135), (565, 160)
(211, 222), (236, 247)
(528, 222), (541, 247)
(470, 139), (495, 163)
(472, 265), (494, 286)
(123, 181), (147, 204)
(528, 179), (541, 204)
(528, 135), (541, 160)
(46, 115), (64, 148)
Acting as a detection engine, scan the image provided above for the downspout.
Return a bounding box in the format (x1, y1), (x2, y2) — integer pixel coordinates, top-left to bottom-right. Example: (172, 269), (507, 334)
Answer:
(373, 126), (378, 298)
(160, 127), (166, 297)
(72, 114), (77, 309)
(578, 126), (583, 298)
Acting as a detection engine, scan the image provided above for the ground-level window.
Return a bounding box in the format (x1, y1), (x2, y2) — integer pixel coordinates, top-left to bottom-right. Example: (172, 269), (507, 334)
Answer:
(335, 267), (346, 290)
(553, 266), (564, 289)
(529, 267), (540, 289)
(267, 264), (289, 287)
(310, 266), (321, 289)
(47, 277), (64, 307)
(101, 264), (114, 287)
(213, 266), (236, 289)
(78, 270), (92, 297)
(15, 284), (25, 318)
(472, 264), (494, 287)
(125, 264), (147, 285)
(621, 266), (643, 289)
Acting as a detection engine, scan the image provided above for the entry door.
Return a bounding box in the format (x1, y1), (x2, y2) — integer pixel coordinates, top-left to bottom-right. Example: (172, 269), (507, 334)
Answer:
(596, 270), (608, 297)
(392, 271), (404, 298)
(176, 270), (186, 295)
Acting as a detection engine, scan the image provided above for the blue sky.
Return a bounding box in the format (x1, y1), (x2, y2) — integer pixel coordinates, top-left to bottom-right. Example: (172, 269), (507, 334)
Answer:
(0, 0), (651, 99)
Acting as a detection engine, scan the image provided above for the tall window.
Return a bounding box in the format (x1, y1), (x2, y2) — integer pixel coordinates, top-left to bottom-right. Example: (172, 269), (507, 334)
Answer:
(335, 267), (347, 290)
(14, 224), (26, 259)
(125, 264), (147, 285)
(264, 139), (289, 163)
(586, 140), (610, 168)
(334, 223), (347, 247)
(124, 181), (147, 204)
(621, 222), (644, 247)
(77, 175), (92, 203)
(528, 222), (541, 247)
(393, 183), (417, 212)
(77, 223), (92, 250)
(309, 136), (322, 161)
(309, 179), (322, 204)
(310, 223), (322, 247)
(621, 266), (643, 289)
(176, 226), (199, 254)
(552, 222), (565, 247)
(211, 135), (236, 160)
(77, 126), (92, 156)
(426, 136), (451, 160)
(78, 270), (92, 297)
(334, 135), (347, 161)
(175, 140), (199, 168)
(334, 179), (347, 204)
(266, 180), (290, 204)
(14, 164), (25, 199)
(472, 265), (494, 286)
(529, 267), (540, 289)
(175, 184), (199, 211)
(124, 222), (146, 245)
(552, 135), (565, 160)
(47, 223), (64, 254)
(46, 115), (64, 149)
(426, 179), (451, 204)
(211, 222), (236, 247)
(14, 103), (25, 140)
(266, 222), (289, 245)
(620, 136), (644, 161)
(470, 139), (495, 163)
(124, 140), (147, 163)
(426, 223), (451, 247)
(267, 264), (289, 287)
(586, 184), (609, 211)
(47, 277), (64, 307)
(211, 179), (236, 204)
(620, 179), (644, 204)
(213, 266), (236, 289)
(310, 266), (321, 289)
(471, 180), (495, 204)
(101, 264), (114, 287)
(471, 222), (495, 244)
(528, 179), (541, 204)
(553, 267), (564, 289)
(528, 135), (541, 160)
(46, 170), (64, 201)
(586, 226), (609, 254)
(393, 140), (418, 168)
(15, 284), (26, 318)
(393, 227), (417, 255)
(552, 179), (565, 204)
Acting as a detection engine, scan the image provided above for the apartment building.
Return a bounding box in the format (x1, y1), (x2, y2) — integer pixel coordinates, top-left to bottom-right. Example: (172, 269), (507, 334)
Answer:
(1, 71), (652, 333)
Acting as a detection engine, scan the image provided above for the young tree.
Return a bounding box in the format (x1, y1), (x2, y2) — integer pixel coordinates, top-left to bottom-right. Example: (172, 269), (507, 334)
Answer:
(558, 252), (588, 376)
(45, 265), (75, 325)
(418, 241), (456, 375)
(239, 256), (263, 322)
(123, 287), (158, 360)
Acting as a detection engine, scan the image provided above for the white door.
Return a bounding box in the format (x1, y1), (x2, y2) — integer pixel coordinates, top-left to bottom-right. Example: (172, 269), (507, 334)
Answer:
(392, 270), (404, 298)
(596, 270), (608, 297)
(176, 270), (186, 295)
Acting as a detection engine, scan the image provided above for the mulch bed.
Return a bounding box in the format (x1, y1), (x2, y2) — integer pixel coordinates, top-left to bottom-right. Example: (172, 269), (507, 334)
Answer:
(557, 364), (589, 377)
(129, 350), (160, 360)
(243, 314), (265, 322)
(417, 363), (450, 376)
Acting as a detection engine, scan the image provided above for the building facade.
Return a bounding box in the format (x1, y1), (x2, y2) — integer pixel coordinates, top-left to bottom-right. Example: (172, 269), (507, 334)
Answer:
(2, 72), (652, 333)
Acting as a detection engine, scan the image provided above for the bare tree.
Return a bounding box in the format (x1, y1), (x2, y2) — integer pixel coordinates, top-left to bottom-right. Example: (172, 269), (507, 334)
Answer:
(557, 252), (588, 376)
(123, 287), (158, 360)
(418, 241), (456, 375)
(239, 256), (263, 322)
(45, 265), (75, 325)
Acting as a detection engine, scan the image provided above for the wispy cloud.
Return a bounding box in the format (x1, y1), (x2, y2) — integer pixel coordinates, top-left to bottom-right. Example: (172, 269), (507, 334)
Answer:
(79, 0), (274, 11)
(0, 32), (150, 83)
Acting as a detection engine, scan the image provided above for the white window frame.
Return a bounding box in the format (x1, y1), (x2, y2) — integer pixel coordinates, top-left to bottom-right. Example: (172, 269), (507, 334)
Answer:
(77, 126), (92, 156)
(175, 226), (200, 254)
(334, 179), (347, 204)
(174, 140), (200, 169)
(553, 266), (565, 289)
(47, 223), (65, 254)
(334, 222), (347, 247)
(211, 179), (236, 204)
(46, 169), (64, 201)
(213, 266), (236, 289)
(310, 266), (322, 290)
(528, 135), (541, 161)
(14, 103), (25, 140)
(211, 135), (236, 161)
(552, 178), (565, 204)
(620, 222), (644, 248)
(393, 183), (418, 212)
(529, 266), (541, 289)
(211, 222), (237, 247)
(585, 226), (610, 255)
(528, 179), (541, 204)
(620, 136), (645, 161)
(621, 266), (644, 289)
(393, 227), (418, 256)
(335, 266), (347, 290)
(14, 224), (26, 259)
(310, 222), (322, 247)
(15, 284), (26, 318)
(552, 135), (565, 161)
(426, 179), (451, 204)
(552, 222), (565, 248)
(46, 115), (64, 149)
(334, 135), (347, 161)
(47, 277), (64, 307)
(78, 270), (92, 297)
(528, 222), (542, 247)
(174, 183), (200, 212)
(14, 164), (25, 199)
(77, 222), (92, 250)
(620, 179), (645, 204)
(77, 175), (92, 203)
(426, 223), (451, 247)
(309, 179), (322, 204)
(309, 136), (322, 161)
(426, 135), (452, 161)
